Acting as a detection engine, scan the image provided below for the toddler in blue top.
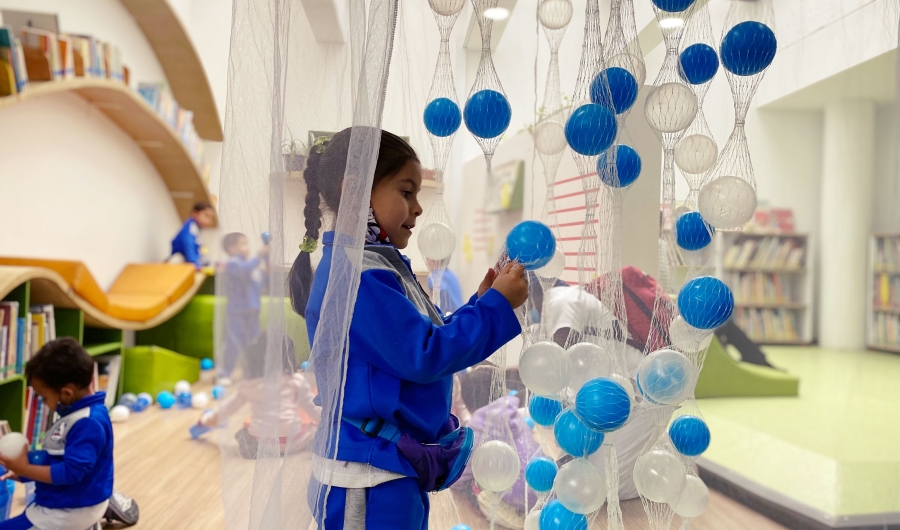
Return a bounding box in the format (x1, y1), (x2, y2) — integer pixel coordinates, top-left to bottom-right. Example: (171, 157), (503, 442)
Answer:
(0, 338), (114, 530)
(290, 128), (527, 530)
(219, 232), (268, 381)
(170, 201), (216, 268)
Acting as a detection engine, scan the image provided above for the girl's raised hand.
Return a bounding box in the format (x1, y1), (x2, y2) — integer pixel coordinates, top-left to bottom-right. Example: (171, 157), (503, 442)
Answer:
(491, 262), (528, 309)
(477, 268), (498, 298)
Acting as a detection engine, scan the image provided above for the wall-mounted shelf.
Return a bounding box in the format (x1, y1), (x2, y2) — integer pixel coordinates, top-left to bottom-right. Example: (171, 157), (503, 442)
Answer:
(0, 78), (214, 223)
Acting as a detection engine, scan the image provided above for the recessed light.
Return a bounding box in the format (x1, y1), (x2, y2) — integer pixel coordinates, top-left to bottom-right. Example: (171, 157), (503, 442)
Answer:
(484, 7), (510, 20)
(659, 17), (683, 29)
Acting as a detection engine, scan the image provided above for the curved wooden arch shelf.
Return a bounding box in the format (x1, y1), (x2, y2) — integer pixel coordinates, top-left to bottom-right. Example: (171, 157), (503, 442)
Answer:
(120, 0), (223, 141)
(0, 78), (214, 224)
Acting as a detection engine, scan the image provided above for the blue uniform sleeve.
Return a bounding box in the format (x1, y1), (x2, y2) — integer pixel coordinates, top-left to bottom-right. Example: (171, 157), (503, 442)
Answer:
(183, 235), (202, 268)
(351, 269), (521, 385)
(226, 256), (261, 274)
(442, 293), (479, 324)
(49, 418), (105, 485)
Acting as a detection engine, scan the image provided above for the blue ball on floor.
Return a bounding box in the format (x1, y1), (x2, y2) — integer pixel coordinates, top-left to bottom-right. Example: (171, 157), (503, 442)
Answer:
(301, 361), (309, 372)
(132, 396), (151, 412)
(118, 393), (137, 409)
(451, 525), (472, 530)
(177, 391), (193, 408)
(212, 385), (226, 400)
(201, 358), (214, 371)
(157, 391), (176, 409)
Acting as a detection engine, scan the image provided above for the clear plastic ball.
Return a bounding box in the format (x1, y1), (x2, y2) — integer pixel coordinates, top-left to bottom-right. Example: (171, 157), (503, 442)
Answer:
(555, 459), (607, 514)
(535, 248), (565, 280)
(669, 316), (713, 353)
(698, 175), (757, 230)
(633, 448), (686, 503)
(538, 0), (573, 30)
(191, 392), (210, 409)
(637, 349), (696, 405)
(534, 120), (567, 156)
(110, 405), (131, 423)
(671, 475), (710, 518)
(675, 134), (718, 175)
(0, 432), (28, 459)
(428, 0), (466, 16)
(524, 511), (541, 530)
(566, 342), (611, 391)
(174, 380), (191, 395)
(418, 222), (456, 261)
(471, 440), (521, 492)
(519, 341), (570, 395)
(137, 392), (154, 405)
(645, 82), (697, 134)
(607, 53), (647, 89)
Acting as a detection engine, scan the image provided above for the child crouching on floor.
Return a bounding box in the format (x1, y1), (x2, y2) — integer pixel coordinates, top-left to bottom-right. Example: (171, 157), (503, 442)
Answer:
(0, 338), (114, 530)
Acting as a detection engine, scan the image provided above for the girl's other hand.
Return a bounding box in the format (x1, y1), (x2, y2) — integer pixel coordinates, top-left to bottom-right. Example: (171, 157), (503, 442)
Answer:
(491, 262), (528, 309)
(478, 268), (498, 298)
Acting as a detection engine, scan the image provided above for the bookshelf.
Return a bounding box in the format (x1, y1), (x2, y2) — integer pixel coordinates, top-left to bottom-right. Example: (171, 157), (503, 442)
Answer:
(867, 234), (900, 353)
(0, 78), (213, 223)
(719, 232), (814, 345)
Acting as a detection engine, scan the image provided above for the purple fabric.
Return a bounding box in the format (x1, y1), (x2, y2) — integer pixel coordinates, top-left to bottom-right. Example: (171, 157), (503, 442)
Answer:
(396, 416), (468, 492)
(456, 396), (540, 511)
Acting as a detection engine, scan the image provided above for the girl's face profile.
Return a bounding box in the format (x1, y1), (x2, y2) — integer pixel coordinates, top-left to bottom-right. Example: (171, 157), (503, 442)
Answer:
(370, 160), (423, 249)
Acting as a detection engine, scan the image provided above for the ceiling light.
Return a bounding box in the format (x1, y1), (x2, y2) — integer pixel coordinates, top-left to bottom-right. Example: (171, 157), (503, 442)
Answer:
(484, 7), (510, 20)
(659, 17), (683, 29)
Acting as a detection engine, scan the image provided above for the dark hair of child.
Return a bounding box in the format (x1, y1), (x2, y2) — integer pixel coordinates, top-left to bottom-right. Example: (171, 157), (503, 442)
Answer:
(459, 362), (527, 414)
(25, 337), (94, 390)
(222, 232), (247, 253)
(192, 201), (214, 213)
(289, 127), (420, 317)
(242, 334), (299, 380)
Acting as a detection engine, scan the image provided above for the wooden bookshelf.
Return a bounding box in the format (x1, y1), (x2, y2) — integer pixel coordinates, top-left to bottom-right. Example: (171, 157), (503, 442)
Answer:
(0, 78), (214, 224)
(867, 234), (900, 353)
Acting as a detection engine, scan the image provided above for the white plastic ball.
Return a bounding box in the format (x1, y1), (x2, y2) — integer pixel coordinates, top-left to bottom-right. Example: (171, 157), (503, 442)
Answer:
(471, 440), (521, 492)
(555, 458), (607, 514)
(191, 392), (210, 409)
(535, 248), (565, 280)
(418, 222), (457, 261)
(675, 134), (718, 175)
(110, 405), (131, 423)
(174, 380), (191, 395)
(519, 341), (570, 395)
(524, 511), (541, 530)
(669, 316), (713, 353)
(137, 392), (154, 405)
(607, 53), (647, 88)
(566, 342), (612, 392)
(671, 474), (710, 518)
(645, 82), (698, 134)
(698, 175), (757, 230)
(538, 0), (573, 30)
(534, 120), (567, 156)
(428, 0), (466, 17)
(637, 349), (696, 405)
(633, 449), (686, 503)
(0, 432), (28, 459)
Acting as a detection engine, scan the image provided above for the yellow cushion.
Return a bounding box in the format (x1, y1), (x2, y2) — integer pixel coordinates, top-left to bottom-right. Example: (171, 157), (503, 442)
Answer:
(106, 293), (169, 321)
(109, 264), (196, 304)
(0, 257), (108, 311)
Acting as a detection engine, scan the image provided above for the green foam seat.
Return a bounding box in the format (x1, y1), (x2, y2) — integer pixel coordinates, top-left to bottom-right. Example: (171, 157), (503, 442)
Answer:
(122, 346), (200, 396)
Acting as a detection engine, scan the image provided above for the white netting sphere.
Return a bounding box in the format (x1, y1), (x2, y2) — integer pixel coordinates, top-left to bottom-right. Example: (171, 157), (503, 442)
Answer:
(607, 53), (647, 88)
(534, 120), (568, 156)
(524, 511), (541, 530)
(110, 405), (131, 423)
(566, 342), (612, 392)
(418, 222), (457, 261)
(191, 392), (210, 409)
(637, 349), (696, 405)
(669, 315), (713, 353)
(633, 448), (686, 503)
(535, 248), (565, 280)
(555, 458), (608, 514)
(428, 0), (466, 16)
(675, 134), (718, 175)
(645, 82), (697, 134)
(698, 175), (757, 230)
(471, 440), (521, 492)
(0, 432), (27, 459)
(520, 341), (570, 395)
(538, 0), (573, 30)
(671, 475), (710, 518)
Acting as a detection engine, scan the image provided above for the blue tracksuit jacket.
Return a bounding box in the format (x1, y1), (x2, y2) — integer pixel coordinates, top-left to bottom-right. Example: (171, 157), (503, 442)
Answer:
(171, 218), (202, 267)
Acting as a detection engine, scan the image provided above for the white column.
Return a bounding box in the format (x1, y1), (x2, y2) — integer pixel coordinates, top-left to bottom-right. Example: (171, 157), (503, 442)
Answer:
(819, 100), (875, 350)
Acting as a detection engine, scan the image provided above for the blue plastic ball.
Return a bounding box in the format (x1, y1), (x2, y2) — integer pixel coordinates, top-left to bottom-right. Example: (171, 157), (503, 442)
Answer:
(506, 220), (556, 270)
(591, 67), (638, 114)
(525, 417), (536, 430)
(676, 212), (714, 251)
(529, 395), (563, 427)
(212, 385), (226, 400)
(200, 358), (214, 371)
(565, 103), (617, 156)
(464, 89), (512, 139)
(262, 231), (271, 244)
(157, 391), (176, 409)
(575, 378), (631, 433)
(651, 0), (696, 12)
(553, 409), (604, 457)
(28, 450), (49, 465)
(598, 145), (642, 188)
(118, 393), (137, 408)
(669, 415), (711, 457)
(177, 391), (193, 407)
(424, 97), (462, 138)
(451, 525), (472, 530)
(677, 276), (735, 329)
(720, 21), (777, 76)
(539, 499), (588, 530)
(525, 456), (558, 493)
(680, 43), (719, 85)
(301, 361), (309, 372)
(132, 396), (151, 412)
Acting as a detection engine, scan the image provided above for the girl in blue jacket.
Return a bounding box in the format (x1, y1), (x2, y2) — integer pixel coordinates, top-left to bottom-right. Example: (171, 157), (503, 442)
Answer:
(290, 128), (527, 530)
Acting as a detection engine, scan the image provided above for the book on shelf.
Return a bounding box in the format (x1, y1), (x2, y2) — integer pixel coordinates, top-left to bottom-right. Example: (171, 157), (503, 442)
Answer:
(93, 354), (121, 409)
(0, 26), (27, 94)
(56, 33), (74, 79)
(734, 308), (800, 342)
(724, 236), (805, 270)
(874, 236), (900, 272)
(21, 27), (61, 80)
(747, 206), (796, 234)
(0, 301), (17, 379)
(0, 419), (9, 436)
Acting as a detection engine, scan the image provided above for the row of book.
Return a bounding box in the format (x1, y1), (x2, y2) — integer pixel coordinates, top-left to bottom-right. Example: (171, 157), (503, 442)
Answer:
(733, 308), (801, 342)
(724, 236), (806, 270)
(874, 273), (900, 309)
(0, 303), (55, 381)
(873, 236), (900, 272)
(725, 271), (800, 305)
(137, 83), (207, 168)
(870, 312), (900, 350)
(23, 387), (53, 450)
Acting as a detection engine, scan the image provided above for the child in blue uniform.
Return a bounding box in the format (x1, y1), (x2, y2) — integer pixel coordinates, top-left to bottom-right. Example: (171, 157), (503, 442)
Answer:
(0, 338), (114, 530)
(290, 128), (527, 530)
(171, 201), (216, 268)
(219, 232), (268, 382)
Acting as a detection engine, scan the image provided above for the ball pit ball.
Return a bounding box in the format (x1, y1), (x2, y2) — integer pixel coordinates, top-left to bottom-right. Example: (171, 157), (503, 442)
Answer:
(428, 0), (466, 17)
(212, 385), (226, 400)
(519, 341), (570, 396)
(301, 361), (309, 372)
(538, 0), (574, 30)
(645, 82), (697, 134)
(591, 67), (638, 115)
(528, 395), (563, 427)
(0, 432), (28, 459)
(598, 144), (642, 188)
(506, 220), (556, 270)
(633, 448), (686, 503)
(110, 405), (131, 423)
(675, 134), (718, 175)
(191, 392), (210, 409)
(471, 440), (521, 492)
(538, 499), (588, 530)
(132, 396), (151, 413)
(675, 211), (715, 251)
(177, 392), (193, 408)
(534, 248), (566, 280)
(525, 456), (558, 493)
(555, 458), (607, 514)
(424, 97), (462, 138)
(451, 525), (472, 530)
(671, 475), (710, 518)
(534, 120), (568, 156)
(418, 222), (457, 261)
(720, 21), (777, 77)
(636, 349), (696, 406)
(575, 377), (632, 433)
(118, 392), (137, 409)
(554, 409), (604, 457)
(669, 315), (714, 353)
(201, 358), (214, 371)
(137, 392), (153, 405)
(464, 89), (512, 140)
(157, 391), (176, 409)
(679, 43), (719, 85)
(566, 342), (611, 392)
(174, 380), (191, 395)
(669, 415), (711, 457)
(698, 175), (757, 230)
(677, 275), (735, 330)
(565, 103), (618, 156)
(651, 0), (696, 13)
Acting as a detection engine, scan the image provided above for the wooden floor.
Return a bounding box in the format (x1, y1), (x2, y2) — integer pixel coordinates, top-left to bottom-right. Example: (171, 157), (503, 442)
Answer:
(10, 388), (785, 529)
